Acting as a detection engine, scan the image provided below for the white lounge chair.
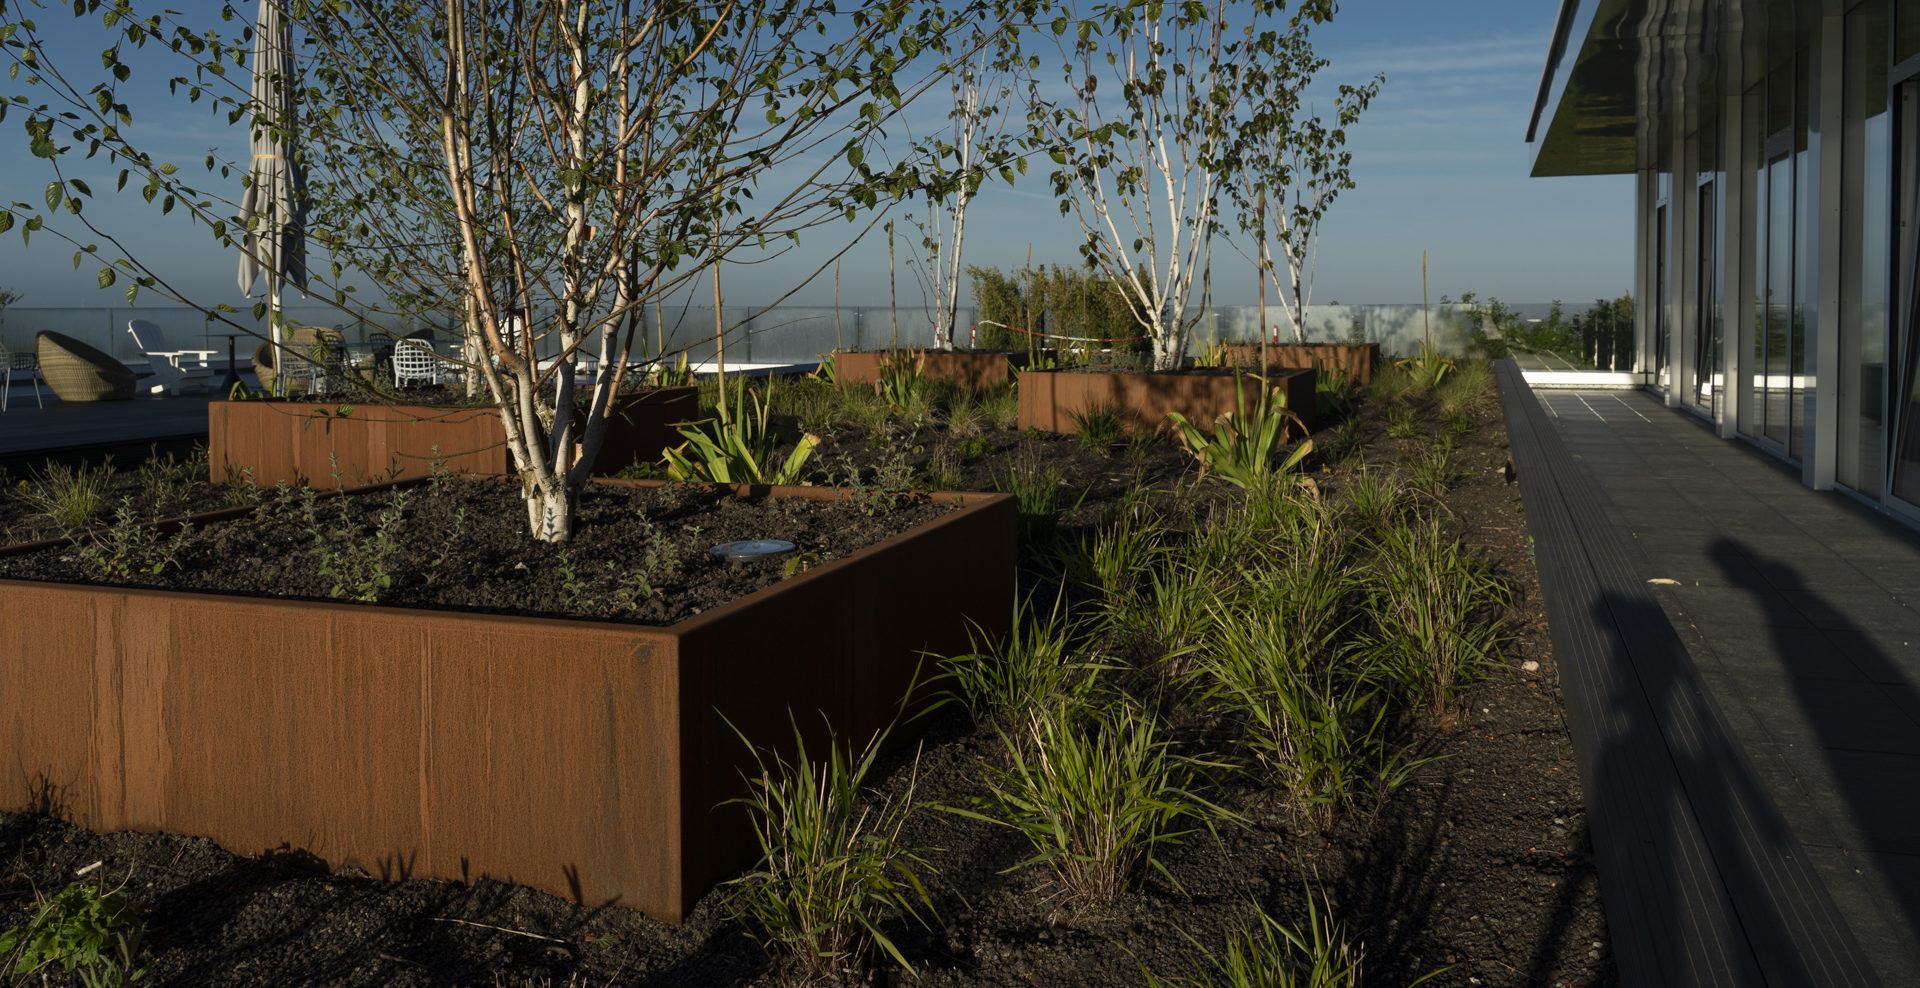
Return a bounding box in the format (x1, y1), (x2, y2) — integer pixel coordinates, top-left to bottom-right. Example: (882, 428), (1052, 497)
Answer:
(127, 319), (216, 395)
(0, 338), (43, 410)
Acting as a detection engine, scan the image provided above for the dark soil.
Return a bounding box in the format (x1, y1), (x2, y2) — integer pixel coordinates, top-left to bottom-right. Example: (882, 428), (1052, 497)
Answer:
(0, 376), (1613, 987)
(0, 479), (956, 626)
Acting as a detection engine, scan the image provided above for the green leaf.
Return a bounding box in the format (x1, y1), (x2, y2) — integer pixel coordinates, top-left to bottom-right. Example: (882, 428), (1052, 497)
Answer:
(846, 146), (864, 170)
(0, 212), (12, 235)
(44, 181), (63, 211)
(97, 267), (115, 289)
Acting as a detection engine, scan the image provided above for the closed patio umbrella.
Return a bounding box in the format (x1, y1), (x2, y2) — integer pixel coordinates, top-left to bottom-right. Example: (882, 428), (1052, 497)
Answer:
(236, 0), (306, 393)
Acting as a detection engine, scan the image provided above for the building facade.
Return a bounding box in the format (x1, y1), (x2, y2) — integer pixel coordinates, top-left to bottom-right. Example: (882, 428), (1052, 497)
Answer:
(1531, 0), (1920, 517)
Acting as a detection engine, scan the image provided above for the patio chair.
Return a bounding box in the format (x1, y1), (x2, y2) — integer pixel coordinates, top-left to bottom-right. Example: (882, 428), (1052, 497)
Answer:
(36, 331), (136, 402)
(392, 337), (446, 388)
(275, 326), (345, 393)
(127, 319), (216, 395)
(0, 337), (44, 410)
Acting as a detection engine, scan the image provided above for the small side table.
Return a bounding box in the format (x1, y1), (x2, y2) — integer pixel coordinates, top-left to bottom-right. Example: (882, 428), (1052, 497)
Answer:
(211, 331), (248, 394)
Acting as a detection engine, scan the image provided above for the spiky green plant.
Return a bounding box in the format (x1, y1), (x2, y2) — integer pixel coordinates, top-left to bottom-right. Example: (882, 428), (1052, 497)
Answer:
(664, 378), (820, 486)
(1166, 379), (1313, 491)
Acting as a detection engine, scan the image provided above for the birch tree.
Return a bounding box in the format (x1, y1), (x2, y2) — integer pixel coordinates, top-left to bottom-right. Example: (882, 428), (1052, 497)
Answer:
(1, 0), (1016, 541)
(1222, 6), (1379, 345)
(1033, 0), (1251, 371)
(902, 23), (1029, 350)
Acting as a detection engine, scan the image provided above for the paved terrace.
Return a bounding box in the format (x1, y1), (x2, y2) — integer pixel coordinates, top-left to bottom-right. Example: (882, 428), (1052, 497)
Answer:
(0, 361), (813, 473)
(1499, 361), (1920, 988)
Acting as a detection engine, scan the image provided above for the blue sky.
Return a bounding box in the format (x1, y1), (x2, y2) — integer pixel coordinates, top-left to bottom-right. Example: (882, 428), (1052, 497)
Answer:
(0, 1), (1631, 313)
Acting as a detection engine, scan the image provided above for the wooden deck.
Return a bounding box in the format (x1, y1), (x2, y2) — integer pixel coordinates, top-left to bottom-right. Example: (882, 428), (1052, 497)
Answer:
(1497, 360), (1885, 987)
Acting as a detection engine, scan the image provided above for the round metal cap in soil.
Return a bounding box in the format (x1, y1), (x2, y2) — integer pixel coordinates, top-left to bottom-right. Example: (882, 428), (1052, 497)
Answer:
(708, 539), (797, 560)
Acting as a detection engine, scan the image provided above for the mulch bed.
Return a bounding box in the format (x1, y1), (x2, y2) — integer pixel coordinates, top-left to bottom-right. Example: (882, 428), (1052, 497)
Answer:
(0, 376), (1613, 987)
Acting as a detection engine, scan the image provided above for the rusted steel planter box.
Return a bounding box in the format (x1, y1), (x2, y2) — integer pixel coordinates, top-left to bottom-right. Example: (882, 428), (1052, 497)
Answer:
(835, 349), (1023, 393)
(1215, 342), (1379, 386)
(208, 387), (698, 487)
(0, 481), (1014, 924)
(1017, 367), (1316, 437)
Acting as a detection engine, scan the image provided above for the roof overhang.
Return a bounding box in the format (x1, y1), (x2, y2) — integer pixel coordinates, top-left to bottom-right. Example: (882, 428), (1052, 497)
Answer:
(1526, 0), (1724, 177)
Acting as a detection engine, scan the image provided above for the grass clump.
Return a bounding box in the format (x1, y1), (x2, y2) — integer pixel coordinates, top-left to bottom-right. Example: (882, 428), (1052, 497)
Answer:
(17, 460), (114, 533)
(1363, 515), (1510, 725)
(1145, 890), (1405, 988)
(725, 718), (937, 985)
(954, 696), (1231, 906)
(1068, 403), (1125, 452)
(1433, 358), (1494, 416)
(939, 593), (1104, 737)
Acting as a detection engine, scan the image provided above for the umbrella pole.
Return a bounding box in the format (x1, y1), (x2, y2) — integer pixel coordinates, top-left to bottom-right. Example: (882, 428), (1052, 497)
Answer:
(269, 275), (285, 397)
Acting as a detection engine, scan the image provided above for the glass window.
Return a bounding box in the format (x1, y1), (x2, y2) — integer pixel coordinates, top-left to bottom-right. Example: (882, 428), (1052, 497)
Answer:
(1840, 1), (1890, 497)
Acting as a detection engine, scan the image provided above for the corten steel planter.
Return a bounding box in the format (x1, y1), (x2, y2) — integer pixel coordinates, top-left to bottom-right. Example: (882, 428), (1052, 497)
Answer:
(208, 387), (698, 486)
(1017, 366), (1316, 438)
(835, 349), (1024, 393)
(1215, 342), (1380, 386)
(0, 479), (1014, 925)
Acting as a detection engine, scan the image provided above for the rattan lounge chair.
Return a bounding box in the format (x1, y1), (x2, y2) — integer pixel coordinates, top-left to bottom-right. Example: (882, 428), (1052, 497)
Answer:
(35, 331), (136, 402)
(253, 326), (344, 394)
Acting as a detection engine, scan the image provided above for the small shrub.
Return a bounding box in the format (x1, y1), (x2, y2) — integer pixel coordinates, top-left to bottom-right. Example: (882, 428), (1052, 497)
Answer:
(0, 877), (146, 988)
(959, 434), (997, 459)
(74, 501), (194, 580)
(133, 449), (201, 514)
(312, 486), (410, 603)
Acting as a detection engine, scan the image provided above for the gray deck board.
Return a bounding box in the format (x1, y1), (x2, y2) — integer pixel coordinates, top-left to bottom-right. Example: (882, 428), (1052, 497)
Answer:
(1498, 361), (1880, 987)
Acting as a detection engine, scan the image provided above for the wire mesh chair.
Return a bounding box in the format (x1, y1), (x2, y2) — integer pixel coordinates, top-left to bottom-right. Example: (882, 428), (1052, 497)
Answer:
(392, 337), (445, 388)
(1, 338), (44, 410)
